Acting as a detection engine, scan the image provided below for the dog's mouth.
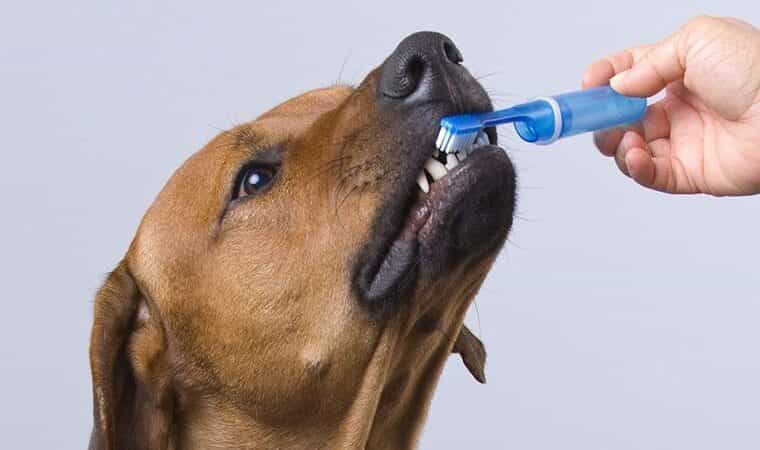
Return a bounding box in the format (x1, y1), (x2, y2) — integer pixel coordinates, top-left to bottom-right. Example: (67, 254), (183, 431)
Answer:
(398, 127), (503, 247)
(353, 120), (516, 310)
(352, 32), (516, 311)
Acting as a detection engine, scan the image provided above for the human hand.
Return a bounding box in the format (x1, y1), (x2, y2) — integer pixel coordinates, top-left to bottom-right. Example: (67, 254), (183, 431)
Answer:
(583, 16), (760, 196)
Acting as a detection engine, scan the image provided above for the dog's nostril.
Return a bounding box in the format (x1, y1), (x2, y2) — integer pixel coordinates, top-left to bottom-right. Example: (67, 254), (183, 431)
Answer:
(380, 55), (427, 99)
(406, 56), (425, 89)
(378, 32), (464, 100)
(443, 41), (463, 64)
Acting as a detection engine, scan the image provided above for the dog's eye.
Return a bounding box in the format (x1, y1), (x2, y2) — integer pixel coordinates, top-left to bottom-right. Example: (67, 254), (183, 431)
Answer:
(234, 164), (278, 199)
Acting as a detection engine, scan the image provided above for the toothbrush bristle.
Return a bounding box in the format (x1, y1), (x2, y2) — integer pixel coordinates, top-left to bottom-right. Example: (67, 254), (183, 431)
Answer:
(440, 130), (454, 153)
(437, 114), (484, 153)
(439, 130), (477, 154)
(444, 132), (458, 153)
(435, 127), (447, 149)
(463, 132), (477, 151)
(449, 134), (463, 153)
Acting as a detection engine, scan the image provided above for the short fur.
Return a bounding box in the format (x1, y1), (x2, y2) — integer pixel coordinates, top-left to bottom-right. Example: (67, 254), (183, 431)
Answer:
(89, 38), (514, 450)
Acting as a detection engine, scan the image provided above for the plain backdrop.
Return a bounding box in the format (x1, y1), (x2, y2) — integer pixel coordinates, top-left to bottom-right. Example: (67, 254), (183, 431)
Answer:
(2, 1), (759, 449)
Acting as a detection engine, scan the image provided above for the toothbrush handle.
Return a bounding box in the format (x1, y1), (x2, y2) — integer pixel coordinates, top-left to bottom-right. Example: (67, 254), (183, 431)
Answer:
(553, 86), (647, 140)
(503, 86), (648, 145)
(470, 86), (647, 145)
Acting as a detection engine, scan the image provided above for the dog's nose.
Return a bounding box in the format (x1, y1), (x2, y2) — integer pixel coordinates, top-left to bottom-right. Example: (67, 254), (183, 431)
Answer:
(378, 32), (464, 101)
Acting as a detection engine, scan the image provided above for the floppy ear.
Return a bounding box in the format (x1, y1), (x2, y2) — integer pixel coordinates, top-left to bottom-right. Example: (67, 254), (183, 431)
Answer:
(452, 325), (487, 384)
(89, 262), (174, 450)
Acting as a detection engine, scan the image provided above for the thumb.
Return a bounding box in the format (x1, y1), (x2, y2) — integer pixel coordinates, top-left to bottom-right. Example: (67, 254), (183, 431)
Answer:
(610, 33), (684, 97)
(612, 16), (760, 119)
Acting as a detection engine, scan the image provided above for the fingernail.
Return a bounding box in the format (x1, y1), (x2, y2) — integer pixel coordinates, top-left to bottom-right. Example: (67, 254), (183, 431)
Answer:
(610, 70), (629, 91)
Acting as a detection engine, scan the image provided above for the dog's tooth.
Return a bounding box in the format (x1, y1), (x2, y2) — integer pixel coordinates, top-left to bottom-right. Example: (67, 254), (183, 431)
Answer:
(424, 158), (447, 181)
(456, 151), (467, 162)
(475, 132), (488, 147)
(445, 153), (459, 170)
(416, 171), (430, 193)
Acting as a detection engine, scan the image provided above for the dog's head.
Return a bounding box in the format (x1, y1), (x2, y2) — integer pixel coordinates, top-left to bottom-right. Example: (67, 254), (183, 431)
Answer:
(89, 32), (516, 450)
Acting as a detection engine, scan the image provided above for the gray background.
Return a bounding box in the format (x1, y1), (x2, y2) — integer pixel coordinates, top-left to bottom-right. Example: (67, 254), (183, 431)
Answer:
(1, 1), (758, 448)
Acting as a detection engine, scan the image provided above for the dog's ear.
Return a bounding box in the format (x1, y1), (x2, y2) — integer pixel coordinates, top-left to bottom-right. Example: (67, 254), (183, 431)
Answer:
(89, 262), (174, 450)
(452, 325), (487, 384)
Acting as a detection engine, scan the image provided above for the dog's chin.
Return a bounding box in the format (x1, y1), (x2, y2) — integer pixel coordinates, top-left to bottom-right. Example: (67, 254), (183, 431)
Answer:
(415, 145), (515, 274)
(353, 144), (516, 312)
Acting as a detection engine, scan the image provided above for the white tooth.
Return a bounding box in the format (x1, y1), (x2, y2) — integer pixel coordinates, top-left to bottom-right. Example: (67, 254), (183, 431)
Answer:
(446, 153), (459, 170)
(416, 172), (430, 193)
(456, 151), (467, 162)
(475, 132), (488, 147)
(424, 158), (448, 181)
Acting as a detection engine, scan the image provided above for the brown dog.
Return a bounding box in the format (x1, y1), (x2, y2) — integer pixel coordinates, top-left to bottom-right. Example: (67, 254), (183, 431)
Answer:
(89, 32), (516, 450)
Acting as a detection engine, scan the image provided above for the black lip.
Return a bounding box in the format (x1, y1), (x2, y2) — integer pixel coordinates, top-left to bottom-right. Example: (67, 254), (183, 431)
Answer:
(415, 146), (515, 273)
(352, 141), (516, 314)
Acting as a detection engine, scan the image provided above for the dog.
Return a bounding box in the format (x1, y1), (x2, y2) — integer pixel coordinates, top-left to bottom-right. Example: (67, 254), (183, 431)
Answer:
(88, 32), (516, 450)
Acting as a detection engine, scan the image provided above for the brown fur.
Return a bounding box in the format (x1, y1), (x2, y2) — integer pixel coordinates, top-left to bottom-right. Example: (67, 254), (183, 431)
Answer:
(89, 71), (497, 449)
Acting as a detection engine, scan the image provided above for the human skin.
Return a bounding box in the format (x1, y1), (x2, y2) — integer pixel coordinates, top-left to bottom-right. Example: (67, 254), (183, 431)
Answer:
(583, 15), (760, 196)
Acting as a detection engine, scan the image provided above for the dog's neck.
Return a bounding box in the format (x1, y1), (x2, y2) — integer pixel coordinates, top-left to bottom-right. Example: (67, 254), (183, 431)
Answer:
(177, 316), (459, 450)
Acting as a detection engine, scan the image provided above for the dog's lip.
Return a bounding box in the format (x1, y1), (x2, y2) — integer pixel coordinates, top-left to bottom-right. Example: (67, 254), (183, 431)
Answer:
(401, 143), (508, 242)
(398, 123), (498, 243)
(355, 141), (512, 310)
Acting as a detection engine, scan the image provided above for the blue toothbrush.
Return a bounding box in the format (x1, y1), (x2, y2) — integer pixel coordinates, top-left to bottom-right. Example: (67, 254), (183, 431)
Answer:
(435, 85), (647, 153)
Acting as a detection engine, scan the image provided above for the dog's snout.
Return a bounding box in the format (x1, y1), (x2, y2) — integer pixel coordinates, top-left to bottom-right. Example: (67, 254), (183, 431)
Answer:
(378, 32), (463, 101)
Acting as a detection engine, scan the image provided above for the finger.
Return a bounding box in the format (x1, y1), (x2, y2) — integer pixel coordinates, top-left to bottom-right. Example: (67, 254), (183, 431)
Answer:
(593, 99), (671, 156)
(594, 121), (644, 157)
(647, 138), (672, 157)
(639, 101), (671, 143)
(582, 59), (617, 89)
(602, 126), (695, 194)
(610, 33), (685, 97)
(624, 144), (700, 194)
(582, 45), (652, 88)
(594, 127), (626, 156)
(614, 131), (648, 176)
(624, 147), (658, 188)
(624, 147), (677, 192)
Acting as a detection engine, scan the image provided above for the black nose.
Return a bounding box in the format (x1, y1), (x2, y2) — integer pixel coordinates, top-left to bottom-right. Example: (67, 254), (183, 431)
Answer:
(379, 32), (464, 101)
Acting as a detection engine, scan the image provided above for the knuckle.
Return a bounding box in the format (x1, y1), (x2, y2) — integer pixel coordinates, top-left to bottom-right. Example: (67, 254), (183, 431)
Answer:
(611, 51), (633, 72)
(687, 15), (722, 32)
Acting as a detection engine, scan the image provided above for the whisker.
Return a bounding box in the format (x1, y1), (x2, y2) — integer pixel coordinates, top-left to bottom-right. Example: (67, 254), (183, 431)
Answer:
(472, 299), (483, 341)
(305, 156), (353, 186)
(474, 71), (505, 81)
(337, 182), (362, 213)
(506, 237), (525, 250)
(336, 52), (352, 85)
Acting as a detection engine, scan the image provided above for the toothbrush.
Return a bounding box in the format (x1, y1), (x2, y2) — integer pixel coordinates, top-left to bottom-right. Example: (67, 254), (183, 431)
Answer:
(436, 85), (647, 153)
